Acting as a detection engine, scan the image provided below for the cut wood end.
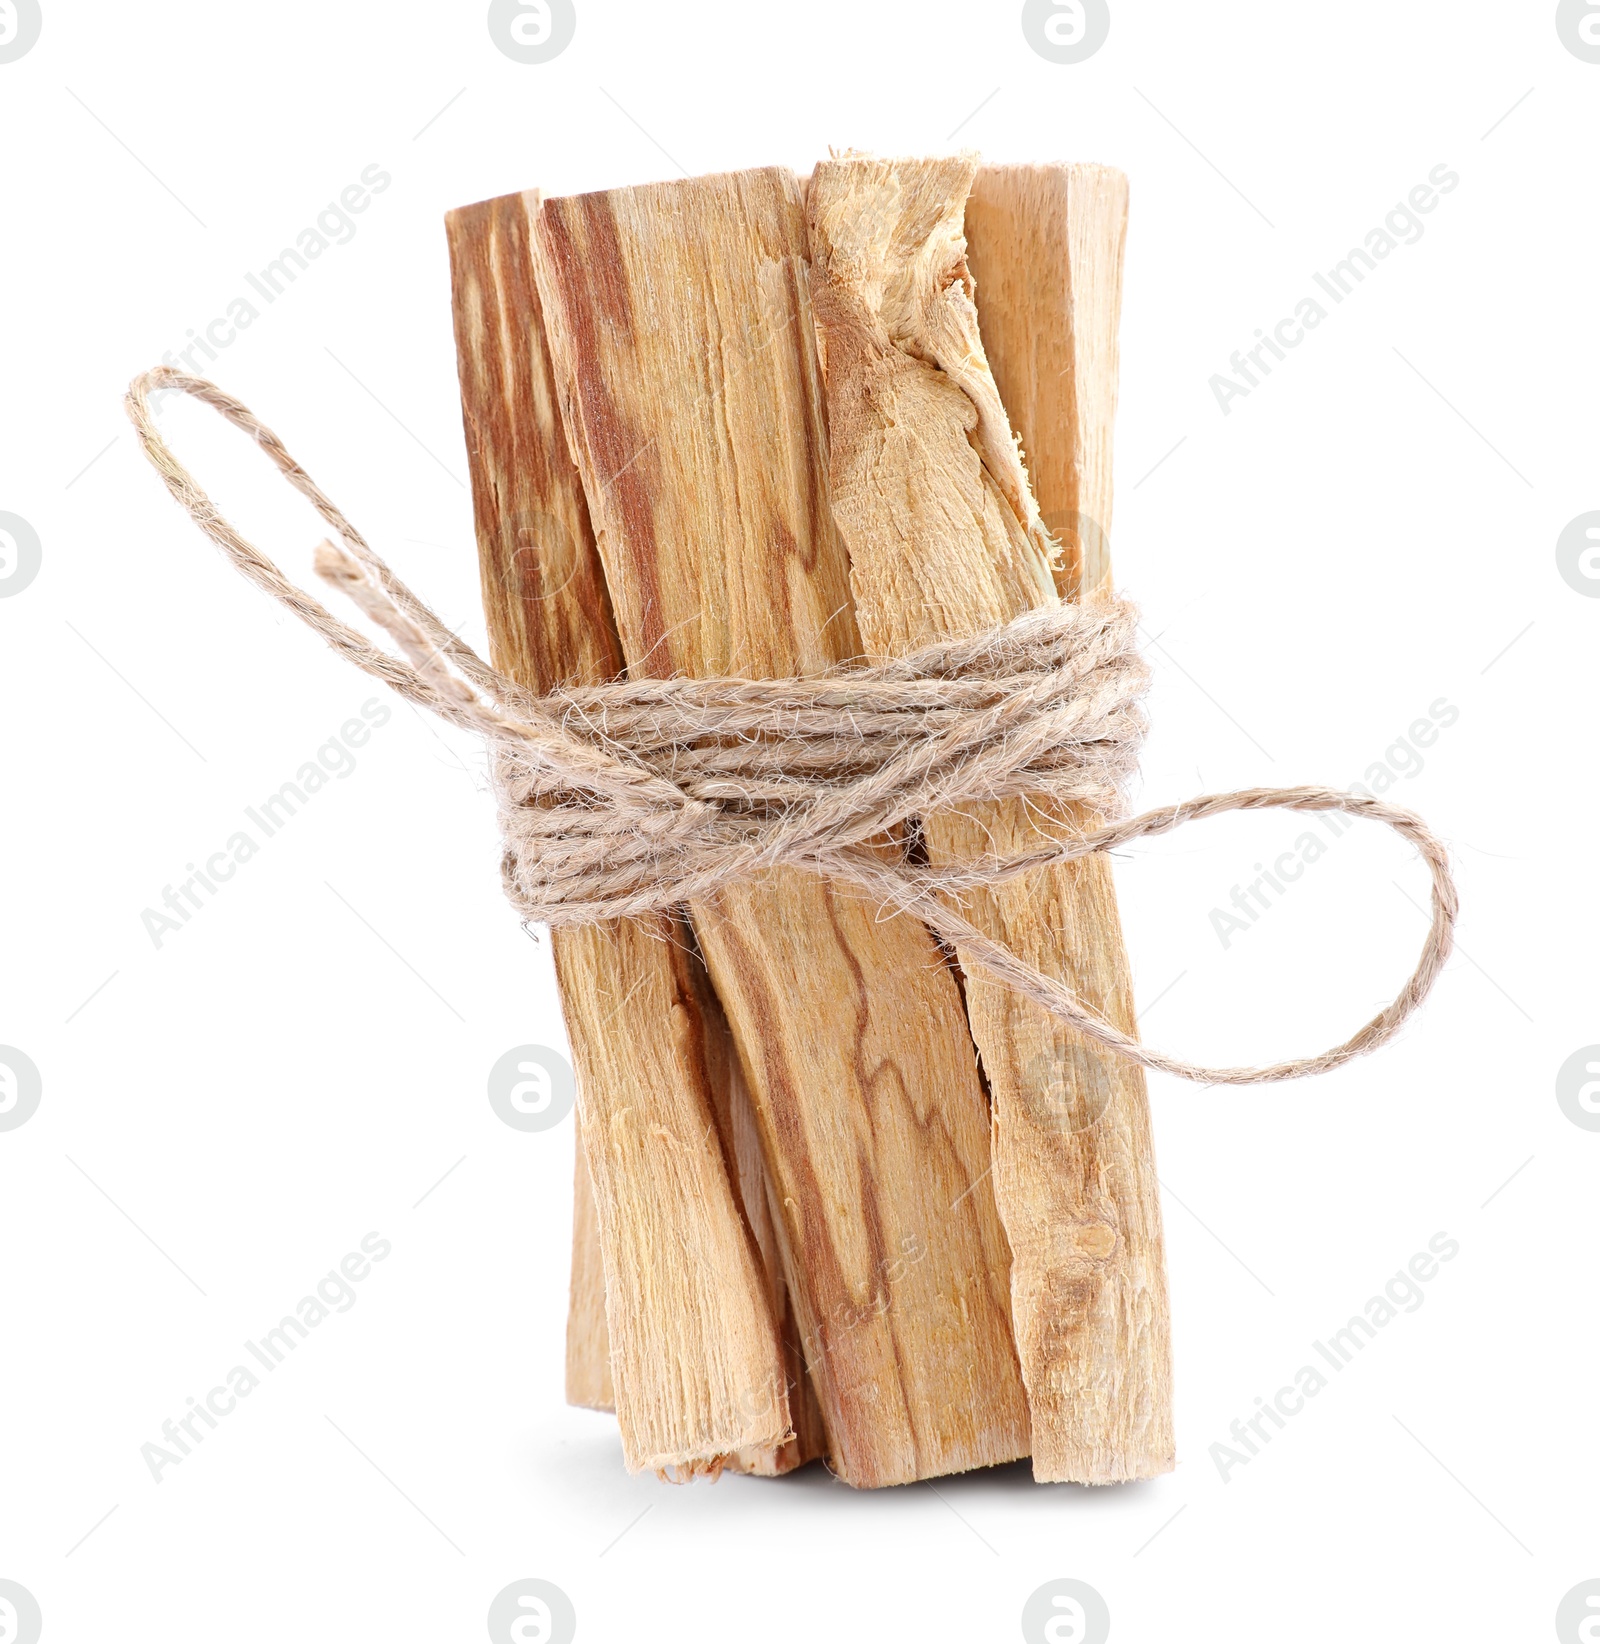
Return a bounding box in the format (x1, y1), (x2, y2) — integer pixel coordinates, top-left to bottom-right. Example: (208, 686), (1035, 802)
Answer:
(443, 186), (542, 233)
(1036, 1451), (1176, 1486)
(539, 166), (809, 222)
(973, 159), (1128, 187)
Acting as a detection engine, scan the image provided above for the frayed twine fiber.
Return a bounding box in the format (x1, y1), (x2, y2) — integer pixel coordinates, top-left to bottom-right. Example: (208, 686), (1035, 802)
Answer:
(126, 366), (1459, 1086)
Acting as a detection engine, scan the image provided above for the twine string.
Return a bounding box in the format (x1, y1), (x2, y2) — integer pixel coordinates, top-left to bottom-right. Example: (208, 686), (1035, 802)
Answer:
(125, 366), (1458, 1086)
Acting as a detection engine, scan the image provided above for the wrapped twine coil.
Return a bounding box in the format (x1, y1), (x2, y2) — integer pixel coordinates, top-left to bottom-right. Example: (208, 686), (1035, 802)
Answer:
(126, 366), (1459, 1086)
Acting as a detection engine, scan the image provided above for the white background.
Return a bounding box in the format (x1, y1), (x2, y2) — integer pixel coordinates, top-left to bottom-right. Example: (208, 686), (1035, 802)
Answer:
(2, 3), (1596, 1640)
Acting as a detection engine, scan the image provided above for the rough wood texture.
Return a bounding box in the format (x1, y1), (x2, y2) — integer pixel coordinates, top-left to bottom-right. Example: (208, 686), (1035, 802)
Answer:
(966, 164), (1124, 602)
(447, 190), (792, 1476)
(808, 154), (1173, 1483)
(565, 1120), (613, 1409)
(534, 168), (1031, 1488)
(692, 955), (829, 1474)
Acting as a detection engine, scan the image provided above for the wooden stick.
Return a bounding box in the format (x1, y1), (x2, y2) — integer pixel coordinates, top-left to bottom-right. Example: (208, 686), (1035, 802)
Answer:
(446, 190), (793, 1476)
(533, 168), (1031, 1488)
(966, 164), (1124, 602)
(565, 1125), (613, 1410)
(808, 154), (1173, 1483)
(690, 954), (829, 1474)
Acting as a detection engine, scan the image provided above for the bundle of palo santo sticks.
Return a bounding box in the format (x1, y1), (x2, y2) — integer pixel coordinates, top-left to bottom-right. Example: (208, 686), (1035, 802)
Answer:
(446, 153), (1169, 1488)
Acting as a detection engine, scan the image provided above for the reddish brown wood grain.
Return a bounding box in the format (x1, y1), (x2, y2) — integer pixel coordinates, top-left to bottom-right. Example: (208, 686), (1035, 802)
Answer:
(533, 169), (1031, 1487)
(447, 190), (794, 1476)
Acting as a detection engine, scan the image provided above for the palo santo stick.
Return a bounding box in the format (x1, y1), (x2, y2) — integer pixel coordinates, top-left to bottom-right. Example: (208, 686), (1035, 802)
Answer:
(964, 162), (1172, 1478)
(566, 1129), (612, 1410)
(966, 164), (1125, 602)
(534, 168), (1030, 1488)
(446, 191), (792, 1475)
(691, 958), (829, 1474)
(809, 154), (1174, 1483)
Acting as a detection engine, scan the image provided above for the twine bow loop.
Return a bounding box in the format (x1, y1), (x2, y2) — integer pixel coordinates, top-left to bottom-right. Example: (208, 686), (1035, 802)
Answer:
(125, 366), (1458, 1088)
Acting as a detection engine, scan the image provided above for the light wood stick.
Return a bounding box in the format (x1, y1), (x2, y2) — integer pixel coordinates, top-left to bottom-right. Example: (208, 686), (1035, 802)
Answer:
(966, 164), (1124, 602)
(691, 955), (829, 1474)
(808, 154), (1173, 1483)
(565, 1126), (613, 1409)
(446, 191), (792, 1476)
(533, 168), (1031, 1488)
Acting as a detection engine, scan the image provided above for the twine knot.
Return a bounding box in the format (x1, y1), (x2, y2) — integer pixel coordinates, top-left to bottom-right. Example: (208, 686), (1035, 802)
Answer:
(125, 366), (1459, 1087)
(491, 598), (1149, 927)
